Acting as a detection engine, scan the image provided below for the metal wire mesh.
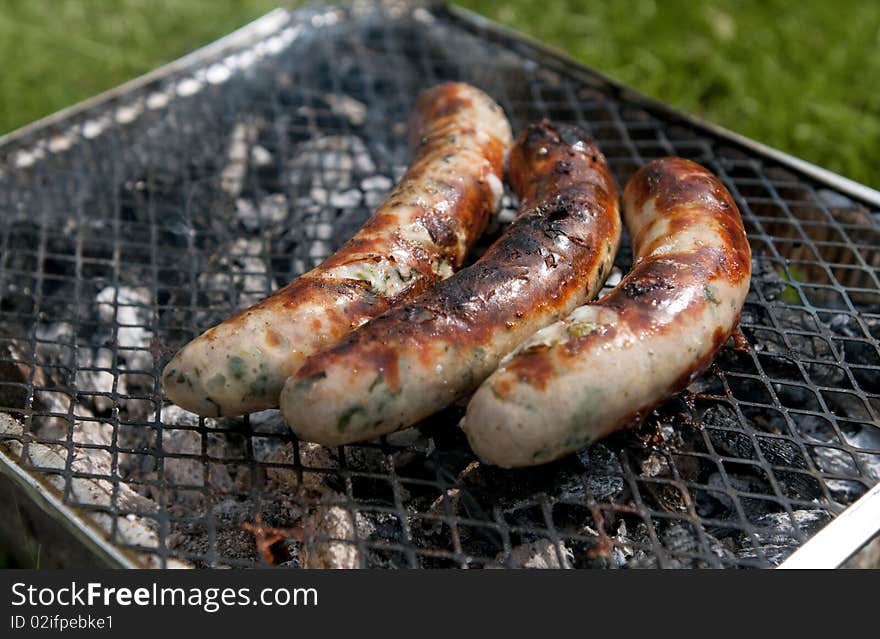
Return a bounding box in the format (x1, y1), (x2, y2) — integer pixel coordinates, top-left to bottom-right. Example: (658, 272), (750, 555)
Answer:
(0, 1), (878, 568)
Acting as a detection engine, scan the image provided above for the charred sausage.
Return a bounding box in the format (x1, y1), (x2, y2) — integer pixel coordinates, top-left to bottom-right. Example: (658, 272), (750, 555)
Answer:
(281, 121), (621, 446)
(162, 83), (512, 416)
(463, 157), (751, 467)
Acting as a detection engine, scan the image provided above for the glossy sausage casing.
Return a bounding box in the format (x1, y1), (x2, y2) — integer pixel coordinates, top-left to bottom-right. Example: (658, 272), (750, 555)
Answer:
(463, 157), (751, 467)
(162, 83), (512, 416)
(281, 121), (621, 446)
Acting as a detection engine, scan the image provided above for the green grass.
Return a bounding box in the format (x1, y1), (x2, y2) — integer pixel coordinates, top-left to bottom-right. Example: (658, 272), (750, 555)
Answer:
(1, 1), (877, 186)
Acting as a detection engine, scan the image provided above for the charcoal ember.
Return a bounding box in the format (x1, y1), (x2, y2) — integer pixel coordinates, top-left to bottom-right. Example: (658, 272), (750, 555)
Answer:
(811, 445), (859, 476)
(247, 409), (289, 435)
(828, 313), (865, 339)
(639, 450), (671, 478)
(802, 362), (846, 389)
(489, 539), (573, 569)
(736, 509), (831, 565)
(840, 423), (880, 480)
(704, 472), (778, 521)
(356, 509), (405, 559)
(632, 521), (735, 568)
(772, 382), (817, 410)
(576, 443), (626, 501)
(755, 437), (822, 500)
(824, 479), (868, 504)
(751, 255), (790, 303)
(708, 428), (757, 460)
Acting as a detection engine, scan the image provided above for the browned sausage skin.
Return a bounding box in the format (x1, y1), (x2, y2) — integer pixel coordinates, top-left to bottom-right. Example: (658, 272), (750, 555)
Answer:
(162, 83), (512, 416)
(281, 121), (621, 446)
(463, 157), (751, 467)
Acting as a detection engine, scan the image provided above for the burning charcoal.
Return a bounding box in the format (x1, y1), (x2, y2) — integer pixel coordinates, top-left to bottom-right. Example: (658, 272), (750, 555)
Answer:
(810, 445), (859, 476)
(490, 539), (573, 569)
(828, 313), (864, 339)
(632, 521), (736, 568)
(737, 509), (831, 565)
(708, 427), (757, 460)
(705, 472), (778, 521)
(751, 256), (790, 303)
(840, 423), (880, 480)
(576, 443), (626, 501)
(299, 492), (360, 569)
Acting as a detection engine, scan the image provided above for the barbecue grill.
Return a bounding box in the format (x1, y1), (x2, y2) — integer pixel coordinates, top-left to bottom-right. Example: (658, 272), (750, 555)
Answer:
(1, 1), (878, 569)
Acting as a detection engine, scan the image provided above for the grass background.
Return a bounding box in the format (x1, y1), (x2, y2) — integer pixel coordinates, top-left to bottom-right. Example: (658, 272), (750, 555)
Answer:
(0, 1), (876, 566)
(1, 0), (878, 187)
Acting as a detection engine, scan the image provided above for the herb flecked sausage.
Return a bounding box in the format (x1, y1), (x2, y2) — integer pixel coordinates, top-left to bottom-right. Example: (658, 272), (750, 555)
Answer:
(162, 83), (512, 416)
(281, 121), (621, 446)
(463, 157), (751, 467)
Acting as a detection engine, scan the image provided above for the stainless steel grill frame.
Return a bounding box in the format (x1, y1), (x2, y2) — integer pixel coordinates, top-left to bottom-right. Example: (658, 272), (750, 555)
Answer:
(1, 1), (878, 569)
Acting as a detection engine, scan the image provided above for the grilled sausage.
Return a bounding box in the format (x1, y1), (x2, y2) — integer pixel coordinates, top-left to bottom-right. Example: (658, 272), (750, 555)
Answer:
(162, 83), (512, 416)
(281, 121), (621, 446)
(463, 157), (751, 467)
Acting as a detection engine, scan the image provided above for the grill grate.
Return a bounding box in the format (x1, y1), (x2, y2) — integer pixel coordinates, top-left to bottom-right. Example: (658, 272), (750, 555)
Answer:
(0, 1), (878, 569)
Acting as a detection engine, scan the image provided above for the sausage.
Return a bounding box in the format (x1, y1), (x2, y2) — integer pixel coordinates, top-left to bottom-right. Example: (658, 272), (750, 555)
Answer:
(281, 121), (621, 446)
(162, 83), (512, 416)
(463, 157), (751, 467)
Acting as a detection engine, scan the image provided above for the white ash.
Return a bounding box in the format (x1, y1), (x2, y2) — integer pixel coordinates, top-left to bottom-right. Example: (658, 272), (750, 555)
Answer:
(197, 238), (273, 309)
(328, 188), (362, 209)
(221, 122), (258, 197)
(737, 509), (831, 565)
(288, 135), (375, 193)
(299, 491), (360, 569)
(360, 175), (393, 192)
(73, 348), (118, 415)
(604, 266), (623, 288)
(95, 285), (154, 373)
(308, 240), (331, 264)
(160, 428), (234, 492)
(251, 145), (273, 167)
(491, 539), (573, 569)
(234, 194), (289, 233)
(0, 413), (188, 568)
(313, 222), (335, 241)
(496, 194), (518, 224)
(323, 93), (367, 126)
